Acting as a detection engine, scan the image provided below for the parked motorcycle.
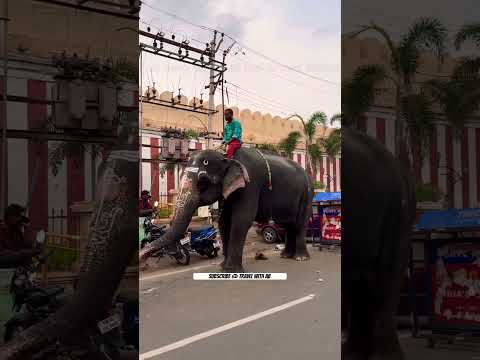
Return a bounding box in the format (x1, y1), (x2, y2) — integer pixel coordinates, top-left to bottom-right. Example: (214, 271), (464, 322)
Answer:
(188, 226), (221, 258)
(4, 231), (137, 359)
(140, 209), (190, 266)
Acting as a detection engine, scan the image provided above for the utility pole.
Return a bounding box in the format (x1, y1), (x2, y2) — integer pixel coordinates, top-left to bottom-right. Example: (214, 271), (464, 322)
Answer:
(207, 31), (218, 149)
(0, 0), (8, 216)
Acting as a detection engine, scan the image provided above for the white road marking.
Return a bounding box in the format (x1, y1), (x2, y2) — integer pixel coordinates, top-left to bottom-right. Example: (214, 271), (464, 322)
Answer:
(139, 294), (316, 360)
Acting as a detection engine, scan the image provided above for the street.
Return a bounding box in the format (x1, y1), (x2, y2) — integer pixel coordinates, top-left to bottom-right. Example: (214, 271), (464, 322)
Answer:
(139, 245), (340, 360)
(399, 332), (480, 359)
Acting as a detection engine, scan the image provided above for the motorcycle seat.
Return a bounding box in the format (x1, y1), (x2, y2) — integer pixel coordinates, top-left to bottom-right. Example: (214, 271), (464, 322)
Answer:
(25, 286), (64, 307)
(188, 225), (214, 236)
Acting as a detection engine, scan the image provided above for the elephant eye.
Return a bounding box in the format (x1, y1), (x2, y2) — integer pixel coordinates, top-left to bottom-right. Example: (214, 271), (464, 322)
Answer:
(203, 159), (209, 166)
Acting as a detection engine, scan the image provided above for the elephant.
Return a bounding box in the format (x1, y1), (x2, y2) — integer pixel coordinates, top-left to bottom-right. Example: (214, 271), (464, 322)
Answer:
(140, 147), (314, 272)
(342, 127), (416, 360)
(0, 119), (139, 359)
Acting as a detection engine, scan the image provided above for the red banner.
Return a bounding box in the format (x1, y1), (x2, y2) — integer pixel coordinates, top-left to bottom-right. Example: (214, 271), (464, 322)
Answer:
(321, 206), (341, 242)
(432, 243), (480, 326)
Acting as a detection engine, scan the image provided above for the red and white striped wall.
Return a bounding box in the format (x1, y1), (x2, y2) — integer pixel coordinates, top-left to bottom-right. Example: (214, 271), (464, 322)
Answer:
(1, 61), (138, 232)
(360, 112), (480, 209)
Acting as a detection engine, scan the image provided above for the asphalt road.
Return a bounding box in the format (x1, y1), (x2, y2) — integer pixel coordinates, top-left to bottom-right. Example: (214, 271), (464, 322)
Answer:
(139, 245), (341, 360)
(399, 331), (480, 359)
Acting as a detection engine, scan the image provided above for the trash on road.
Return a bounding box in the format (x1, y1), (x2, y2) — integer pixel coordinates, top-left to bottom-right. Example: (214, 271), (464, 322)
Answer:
(317, 278), (324, 282)
(274, 244), (285, 251)
(255, 252), (268, 260)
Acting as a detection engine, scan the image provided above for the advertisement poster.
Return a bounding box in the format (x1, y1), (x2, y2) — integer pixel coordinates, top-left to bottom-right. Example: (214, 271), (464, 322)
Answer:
(321, 206), (341, 242)
(432, 243), (480, 327)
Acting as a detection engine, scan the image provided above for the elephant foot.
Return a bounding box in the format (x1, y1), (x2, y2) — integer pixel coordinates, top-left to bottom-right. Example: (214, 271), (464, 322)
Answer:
(280, 250), (294, 258)
(342, 342), (369, 360)
(281, 249), (310, 261)
(370, 342), (405, 360)
(295, 255), (310, 261)
(223, 264), (246, 273)
(370, 350), (405, 360)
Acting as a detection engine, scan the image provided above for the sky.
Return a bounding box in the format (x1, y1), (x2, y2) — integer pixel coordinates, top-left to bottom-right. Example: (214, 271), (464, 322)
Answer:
(139, 0), (341, 120)
(342, 0), (479, 53)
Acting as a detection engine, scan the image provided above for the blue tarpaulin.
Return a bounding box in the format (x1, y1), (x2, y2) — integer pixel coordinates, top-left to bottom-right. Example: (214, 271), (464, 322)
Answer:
(415, 208), (480, 230)
(313, 192), (341, 203)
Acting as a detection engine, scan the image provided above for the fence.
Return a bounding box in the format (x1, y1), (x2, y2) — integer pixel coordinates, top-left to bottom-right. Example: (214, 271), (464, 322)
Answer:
(48, 208), (80, 235)
(45, 209), (83, 273)
(44, 232), (85, 273)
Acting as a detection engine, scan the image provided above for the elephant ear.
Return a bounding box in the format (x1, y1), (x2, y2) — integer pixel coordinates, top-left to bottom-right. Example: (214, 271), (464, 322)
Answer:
(223, 159), (250, 199)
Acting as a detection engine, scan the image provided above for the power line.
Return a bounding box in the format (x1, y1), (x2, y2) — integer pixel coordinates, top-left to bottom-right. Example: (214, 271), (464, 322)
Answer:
(224, 87), (291, 116)
(224, 80), (299, 113)
(223, 33), (339, 86)
(140, 1), (216, 33)
(228, 55), (331, 93)
(139, 19), (205, 46)
(141, 3), (339, 86)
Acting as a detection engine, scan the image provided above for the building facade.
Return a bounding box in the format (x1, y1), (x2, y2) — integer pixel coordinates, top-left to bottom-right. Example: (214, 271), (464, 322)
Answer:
(342, 37), (480, 209)
(1, 0), (138, 233)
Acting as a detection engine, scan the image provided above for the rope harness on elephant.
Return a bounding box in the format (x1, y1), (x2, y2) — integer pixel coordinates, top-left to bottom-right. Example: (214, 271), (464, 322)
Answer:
(255, 149), (272, 191)
(255, 149), (275, 224)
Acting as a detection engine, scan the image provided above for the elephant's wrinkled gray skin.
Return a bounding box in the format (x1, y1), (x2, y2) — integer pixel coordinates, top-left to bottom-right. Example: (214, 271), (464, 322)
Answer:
(342, 128), (416, 360)
(140, 148), (314, 272)
(0, 122), (139, 360)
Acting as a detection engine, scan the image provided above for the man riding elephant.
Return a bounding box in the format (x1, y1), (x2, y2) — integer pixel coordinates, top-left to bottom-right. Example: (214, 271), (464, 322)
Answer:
(140, 146), (313, 272)
(222, 108), (243, 159)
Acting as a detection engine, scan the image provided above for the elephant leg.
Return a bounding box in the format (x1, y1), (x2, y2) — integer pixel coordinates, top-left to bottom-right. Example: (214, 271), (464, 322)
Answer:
(344, 299), (373, 360)
(370, 268), (406, 360)
(218, 202), (232, 269)
(293, 222), (310, 261)
(280, 226), (296, 258)
(343, 269), (375, 360)
(370, 310), (404, 360)
(291, 193), (311, 261)
(223, 193), (258, 273)
(371, 213), (409, 360)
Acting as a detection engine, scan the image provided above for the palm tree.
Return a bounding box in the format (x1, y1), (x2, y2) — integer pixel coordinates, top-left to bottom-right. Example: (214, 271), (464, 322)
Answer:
(401, 93), (435, 182)
(278, 131), (301, 159)
(342, 64), (386, 128)
(308, 113), (342, 181)
(287, 112), (327, 179)
(256, 143), (280, 155)
(455, 23), (480, 50)
(352, 18), (447, 164)
(329, 113), (342, 127)
(317, 130), (341, 192)
(423, 61), (480, 207)
(425, 66), (480, 138)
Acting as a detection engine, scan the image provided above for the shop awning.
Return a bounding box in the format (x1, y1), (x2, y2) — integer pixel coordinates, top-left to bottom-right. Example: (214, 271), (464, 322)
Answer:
(415, 208), (480, 231)
(313, 192), (341, 203)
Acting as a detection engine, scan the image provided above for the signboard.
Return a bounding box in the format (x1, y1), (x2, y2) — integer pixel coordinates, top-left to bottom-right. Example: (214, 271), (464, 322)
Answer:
(320, 206), (341, 242)
(417, 208), (480, 231)
(432, 242), (480, 329)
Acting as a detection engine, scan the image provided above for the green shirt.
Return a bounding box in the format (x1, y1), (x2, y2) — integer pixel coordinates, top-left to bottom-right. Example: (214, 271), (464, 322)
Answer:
(223, 119), (242, 143)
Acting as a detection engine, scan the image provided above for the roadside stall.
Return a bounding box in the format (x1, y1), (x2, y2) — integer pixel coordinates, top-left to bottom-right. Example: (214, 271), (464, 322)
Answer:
(311, 192), (341, 248)
(410, 208), (480, 347)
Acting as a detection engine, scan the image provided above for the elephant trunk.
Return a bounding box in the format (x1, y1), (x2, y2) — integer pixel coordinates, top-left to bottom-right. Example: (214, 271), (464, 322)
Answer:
(140, 185), (200, 261)
(0, 132), (139, 359)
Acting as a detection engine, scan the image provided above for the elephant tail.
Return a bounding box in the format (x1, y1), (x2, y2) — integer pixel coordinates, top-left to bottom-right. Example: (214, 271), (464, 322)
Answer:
(296, 179), (313, 227)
